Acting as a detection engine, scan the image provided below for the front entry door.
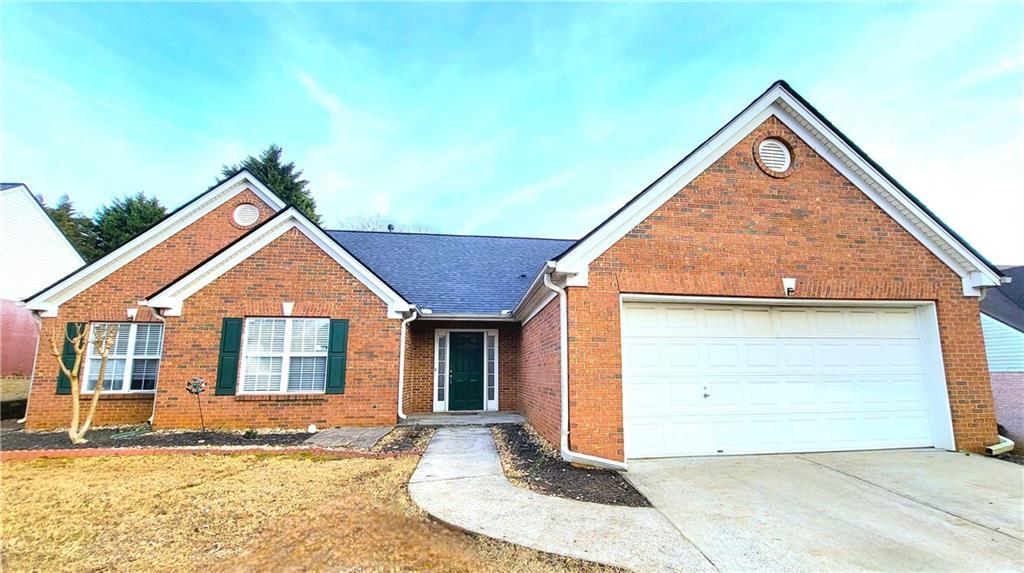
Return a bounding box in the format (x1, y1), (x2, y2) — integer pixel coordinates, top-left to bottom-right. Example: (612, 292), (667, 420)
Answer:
(449, 332), (484, 411)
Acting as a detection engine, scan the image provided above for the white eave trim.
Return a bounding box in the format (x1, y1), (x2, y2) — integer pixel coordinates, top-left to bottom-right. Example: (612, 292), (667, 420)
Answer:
(23, 171), (288, 316)
(555, 84), (1001, 296)
(145, 208), (411, 319)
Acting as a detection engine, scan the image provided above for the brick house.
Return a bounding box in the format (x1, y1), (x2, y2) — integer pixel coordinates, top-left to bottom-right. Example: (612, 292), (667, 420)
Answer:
(21, 81), (1008, 466)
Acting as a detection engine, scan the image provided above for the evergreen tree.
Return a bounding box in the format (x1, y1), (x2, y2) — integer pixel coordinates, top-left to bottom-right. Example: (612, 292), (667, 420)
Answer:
(222, 144), (320, 224)
(42, 194), (102, 262)
(94, 192), (167, 256)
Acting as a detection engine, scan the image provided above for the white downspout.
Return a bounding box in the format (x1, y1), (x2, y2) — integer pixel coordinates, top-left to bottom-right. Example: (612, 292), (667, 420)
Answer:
(397, 308), (419, 420)
(543, 271), (628, 471)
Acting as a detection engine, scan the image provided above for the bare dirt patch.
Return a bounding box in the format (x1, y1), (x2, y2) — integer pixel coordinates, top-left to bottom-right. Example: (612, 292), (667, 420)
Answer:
(2, 453), (618, 573)
(492, 423), (650, 507)
(372, 425), (435, 453)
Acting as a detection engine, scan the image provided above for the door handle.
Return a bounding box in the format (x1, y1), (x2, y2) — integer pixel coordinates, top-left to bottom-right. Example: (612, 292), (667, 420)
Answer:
(703, 393), (711, 398)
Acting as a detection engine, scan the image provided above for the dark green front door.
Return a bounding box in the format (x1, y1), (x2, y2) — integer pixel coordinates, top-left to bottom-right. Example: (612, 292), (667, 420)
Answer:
(449, 332), (484, 411)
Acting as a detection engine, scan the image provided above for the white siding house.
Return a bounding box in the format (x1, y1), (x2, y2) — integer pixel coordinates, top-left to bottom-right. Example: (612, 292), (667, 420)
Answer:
(0, 183), (85, 301)
(982, 314), (1024, 372)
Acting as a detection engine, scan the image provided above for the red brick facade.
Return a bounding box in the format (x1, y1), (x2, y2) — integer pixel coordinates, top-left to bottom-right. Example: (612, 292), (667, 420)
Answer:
(991, 372), (1024, 450)
(1, 299), (38, 377)
(404, 320), (519, 414)
(152, 228), (401, 429)
(564, 116), (998, 459)
(24, 189), (275, 429)
(518, 298), (561, 446)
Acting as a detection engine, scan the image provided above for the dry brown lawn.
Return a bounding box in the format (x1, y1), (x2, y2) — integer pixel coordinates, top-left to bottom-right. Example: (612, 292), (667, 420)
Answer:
(1, 453), (619, 572)
(1, 377), (30, 402)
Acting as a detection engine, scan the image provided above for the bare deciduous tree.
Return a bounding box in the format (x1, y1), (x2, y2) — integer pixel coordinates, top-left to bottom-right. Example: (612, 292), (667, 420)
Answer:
(335, 213), (435, 233)
(43, 323), (119, 444)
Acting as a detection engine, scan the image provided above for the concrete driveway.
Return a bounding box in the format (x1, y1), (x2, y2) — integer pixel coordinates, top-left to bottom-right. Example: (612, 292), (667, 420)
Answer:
(626, 449), (1024, 572)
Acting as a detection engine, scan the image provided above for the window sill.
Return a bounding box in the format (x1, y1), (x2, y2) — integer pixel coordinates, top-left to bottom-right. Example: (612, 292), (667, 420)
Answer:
(234, 394), (328, 403)
(79, 392), (155, 401)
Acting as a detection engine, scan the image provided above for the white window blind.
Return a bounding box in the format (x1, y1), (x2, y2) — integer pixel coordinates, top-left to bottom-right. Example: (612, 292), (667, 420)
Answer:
(84, 322), (164, 392)
(241, 318), (329, 394)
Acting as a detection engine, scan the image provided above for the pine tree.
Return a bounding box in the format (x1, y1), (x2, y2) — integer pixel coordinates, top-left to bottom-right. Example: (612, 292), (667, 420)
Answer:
(43, 194), (102, 262)
(94, 192), (167, 256)
(222, 144), (321, 224)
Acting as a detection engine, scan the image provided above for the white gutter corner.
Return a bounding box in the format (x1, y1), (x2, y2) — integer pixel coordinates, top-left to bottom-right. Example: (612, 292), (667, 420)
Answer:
(542, 268), (628, 472)
(397, 307), (419, 420)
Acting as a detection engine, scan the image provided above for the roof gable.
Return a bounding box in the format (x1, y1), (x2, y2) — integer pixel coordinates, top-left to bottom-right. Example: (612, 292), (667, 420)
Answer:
(146, 208), (411, 318)
(553, 80), (1003, 297)
(0, 183), (85, 299)
(23, 170), (287, 316)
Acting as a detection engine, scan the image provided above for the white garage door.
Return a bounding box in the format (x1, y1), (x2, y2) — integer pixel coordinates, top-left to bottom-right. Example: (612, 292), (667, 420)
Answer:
(622, 301), (949, 458)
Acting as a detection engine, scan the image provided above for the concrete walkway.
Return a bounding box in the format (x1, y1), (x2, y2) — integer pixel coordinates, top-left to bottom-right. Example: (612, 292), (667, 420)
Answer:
(408, 426), (714, 572)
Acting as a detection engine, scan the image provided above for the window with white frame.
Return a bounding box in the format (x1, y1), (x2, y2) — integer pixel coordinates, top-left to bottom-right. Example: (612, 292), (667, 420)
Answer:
(240, 318), (329, 393)
(84, 323), (164, 392)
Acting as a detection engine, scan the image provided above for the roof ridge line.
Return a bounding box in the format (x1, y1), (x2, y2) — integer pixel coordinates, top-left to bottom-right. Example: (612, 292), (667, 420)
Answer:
(331, 227), (581, 240)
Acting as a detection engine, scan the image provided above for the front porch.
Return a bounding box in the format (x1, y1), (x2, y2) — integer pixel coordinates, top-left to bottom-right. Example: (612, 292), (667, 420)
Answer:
(404, 319), (520, 415)
(400, 412), (525, 426)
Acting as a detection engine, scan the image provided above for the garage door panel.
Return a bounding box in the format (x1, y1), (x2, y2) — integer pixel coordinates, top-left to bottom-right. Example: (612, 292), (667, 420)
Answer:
(622, 302), (942, 458)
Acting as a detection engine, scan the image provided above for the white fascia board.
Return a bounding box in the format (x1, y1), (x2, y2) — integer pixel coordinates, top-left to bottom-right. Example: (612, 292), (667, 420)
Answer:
(555, 93), (781, 278)
(555, 84), (1000, 296)
(23, 171), (287, 315)
(146, 209), (411, 318)
(772, 94), (1001, 292)
(417, 313), (516, 321)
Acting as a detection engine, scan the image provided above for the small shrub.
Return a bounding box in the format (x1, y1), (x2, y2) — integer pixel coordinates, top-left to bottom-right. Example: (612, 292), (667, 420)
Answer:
(243, 429), (259, 440)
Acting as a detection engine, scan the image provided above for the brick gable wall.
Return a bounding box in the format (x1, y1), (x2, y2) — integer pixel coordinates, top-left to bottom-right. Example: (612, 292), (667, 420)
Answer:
(404, 320), (519, 414)
(566, 116), (998, 459)
(151, 228), (401, 429)
(518, 298), (561, 446)
(25, 189), (275, 429)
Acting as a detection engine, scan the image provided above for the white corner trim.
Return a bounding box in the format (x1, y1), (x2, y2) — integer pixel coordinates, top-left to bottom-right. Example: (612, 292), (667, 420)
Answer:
(554, 84), (1000, 294)
(146, 208), (411, 319)
(24, 171), (287, 312)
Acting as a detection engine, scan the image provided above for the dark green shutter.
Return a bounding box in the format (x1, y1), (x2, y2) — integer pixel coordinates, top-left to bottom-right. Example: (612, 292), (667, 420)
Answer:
(56, 322), (86, 395)
(325, 319), (349, 394)
(215, 318), (243, 396)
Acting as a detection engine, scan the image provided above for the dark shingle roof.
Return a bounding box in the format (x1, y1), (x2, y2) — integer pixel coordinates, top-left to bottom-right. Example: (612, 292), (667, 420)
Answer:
(328, 230), (574, 314)
(1, 182), (25, 190)
(981, 265), (1024, 333)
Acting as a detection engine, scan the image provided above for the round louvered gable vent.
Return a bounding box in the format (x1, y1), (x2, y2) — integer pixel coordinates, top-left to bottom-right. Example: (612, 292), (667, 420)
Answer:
(757, 138), (792, 173)
(232, 203), (260, 226)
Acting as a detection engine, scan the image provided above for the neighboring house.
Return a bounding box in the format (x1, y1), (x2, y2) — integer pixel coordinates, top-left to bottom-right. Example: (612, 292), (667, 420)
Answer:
(980, 265), (1024, 448)
(21, 81), (1007, 464)
(0, 183), (85, 388)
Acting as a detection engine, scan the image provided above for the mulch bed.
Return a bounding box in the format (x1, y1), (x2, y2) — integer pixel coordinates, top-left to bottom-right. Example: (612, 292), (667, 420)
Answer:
(492, 423), (650, 507)
(0, 425), (313, 451)
(997, 453), (1024, 466)
(373, 426), (435, 453)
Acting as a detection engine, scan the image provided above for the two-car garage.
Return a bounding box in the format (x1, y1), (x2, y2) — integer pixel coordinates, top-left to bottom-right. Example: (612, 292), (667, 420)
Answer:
(621, 298), (955, 459)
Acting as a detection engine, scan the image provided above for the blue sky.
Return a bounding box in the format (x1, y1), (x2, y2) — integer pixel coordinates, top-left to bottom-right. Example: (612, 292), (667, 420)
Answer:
(2, 3), (1021, 262)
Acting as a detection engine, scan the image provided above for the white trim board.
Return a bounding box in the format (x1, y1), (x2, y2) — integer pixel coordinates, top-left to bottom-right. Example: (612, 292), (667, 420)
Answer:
(146, 208), (411, 319)
(23, 171), (288, 316)
(554, 83), (1001, 296)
